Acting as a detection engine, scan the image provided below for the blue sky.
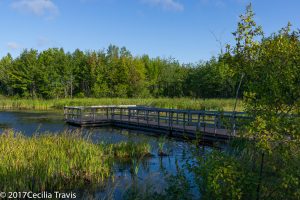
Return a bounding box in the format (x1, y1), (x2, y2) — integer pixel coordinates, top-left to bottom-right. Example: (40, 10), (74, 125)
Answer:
(0, 0), (299, 63)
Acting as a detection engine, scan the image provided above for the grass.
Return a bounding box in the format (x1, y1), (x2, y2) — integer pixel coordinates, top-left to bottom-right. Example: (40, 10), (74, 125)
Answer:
(0, 97), (244, 111)
(0, 130), (151, 192)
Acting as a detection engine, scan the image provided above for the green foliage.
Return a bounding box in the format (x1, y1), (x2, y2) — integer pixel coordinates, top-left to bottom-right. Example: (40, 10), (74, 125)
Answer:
(188, 150), (257, 200)
(217, 3), (300, 200)
(188, 58), (235, 98)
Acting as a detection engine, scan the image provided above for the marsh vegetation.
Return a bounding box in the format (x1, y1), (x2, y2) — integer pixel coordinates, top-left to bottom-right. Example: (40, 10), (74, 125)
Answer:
(0, 97), (242, 111)
(0, 130), (152, 192)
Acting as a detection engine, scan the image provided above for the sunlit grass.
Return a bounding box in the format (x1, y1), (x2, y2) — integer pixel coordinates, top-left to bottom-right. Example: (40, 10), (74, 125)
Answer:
(0, 130), (151, 192)
(0, 97), (243, 111)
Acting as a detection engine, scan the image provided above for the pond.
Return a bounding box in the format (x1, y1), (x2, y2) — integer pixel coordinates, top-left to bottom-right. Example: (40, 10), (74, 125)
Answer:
(0, 110), (209, 199)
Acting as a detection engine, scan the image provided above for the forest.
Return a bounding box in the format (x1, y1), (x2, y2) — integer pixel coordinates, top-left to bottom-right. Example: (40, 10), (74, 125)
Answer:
(0, 43), (237, 100)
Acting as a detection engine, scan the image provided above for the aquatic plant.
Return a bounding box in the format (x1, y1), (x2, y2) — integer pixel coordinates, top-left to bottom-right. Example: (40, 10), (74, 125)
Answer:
(0, 130), (152, 192)
(107, 141), (152, 160)
(157, 136), (168, 156)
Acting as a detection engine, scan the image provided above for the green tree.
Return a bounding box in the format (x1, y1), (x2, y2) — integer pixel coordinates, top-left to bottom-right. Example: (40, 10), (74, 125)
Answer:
(9, 49), (40, 98)
(0, 54), (13, 95)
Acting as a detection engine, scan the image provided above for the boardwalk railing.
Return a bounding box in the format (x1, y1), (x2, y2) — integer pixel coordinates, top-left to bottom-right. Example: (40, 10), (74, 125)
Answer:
(64, 105), (251, 140)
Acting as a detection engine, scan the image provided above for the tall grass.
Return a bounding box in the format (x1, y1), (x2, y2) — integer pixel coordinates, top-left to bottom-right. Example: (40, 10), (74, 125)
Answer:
(0, 97), (243, 111)
(0, 130), (151, 192)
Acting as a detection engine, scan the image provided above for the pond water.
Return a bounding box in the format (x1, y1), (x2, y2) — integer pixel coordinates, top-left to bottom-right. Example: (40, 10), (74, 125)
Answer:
(0, 110), (208, 199)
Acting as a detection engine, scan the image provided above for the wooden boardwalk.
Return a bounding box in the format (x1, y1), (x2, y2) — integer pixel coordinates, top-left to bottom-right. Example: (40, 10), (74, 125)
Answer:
(64, 105), (250, 141)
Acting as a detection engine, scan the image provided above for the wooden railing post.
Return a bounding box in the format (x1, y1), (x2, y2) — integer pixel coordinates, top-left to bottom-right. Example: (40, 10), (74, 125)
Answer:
(146, 110), (149, 126)
(203, 114), (206, 134)
(128, 109), (131, 122)
(169, 111), (173, 130)
(196, 113), (200, 132)
(137, 109), (140, 125)
(120, 108), (123, 120)
(111, 107), (115, 120)
(168, 111), (171, 127)
(183, 112), (186, 132)
(79, 108), (83, 122)
(106, 108), (109, 120)
(158, 111), (160, 127)
(92, 108), (95, 122)
(64, 107), (66, 120)
(165, 112), (168, 123)
(214, 115), (217, 135)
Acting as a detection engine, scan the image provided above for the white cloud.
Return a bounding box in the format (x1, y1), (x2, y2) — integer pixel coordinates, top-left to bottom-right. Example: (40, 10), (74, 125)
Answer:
(7, 42), (21, 50)
(142, 0), (184, 11)
(11, 0), (58, 17)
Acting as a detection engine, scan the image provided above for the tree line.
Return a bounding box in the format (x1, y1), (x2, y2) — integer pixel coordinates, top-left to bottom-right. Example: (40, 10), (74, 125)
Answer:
(0, 46), (238, 99)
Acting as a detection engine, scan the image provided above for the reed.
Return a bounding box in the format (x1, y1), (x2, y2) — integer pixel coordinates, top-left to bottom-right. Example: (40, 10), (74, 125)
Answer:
(0, 130), (151, 192)
(0, 97), (243, 111)
(108, 141), (152, 159)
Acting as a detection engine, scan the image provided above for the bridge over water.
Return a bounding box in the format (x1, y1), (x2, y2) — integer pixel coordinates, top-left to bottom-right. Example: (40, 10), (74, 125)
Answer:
(64, 105), (250, 142)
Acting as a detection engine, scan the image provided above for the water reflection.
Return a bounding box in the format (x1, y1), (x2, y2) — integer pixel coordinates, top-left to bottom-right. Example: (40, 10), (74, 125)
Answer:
(0, 111), (66, 134)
